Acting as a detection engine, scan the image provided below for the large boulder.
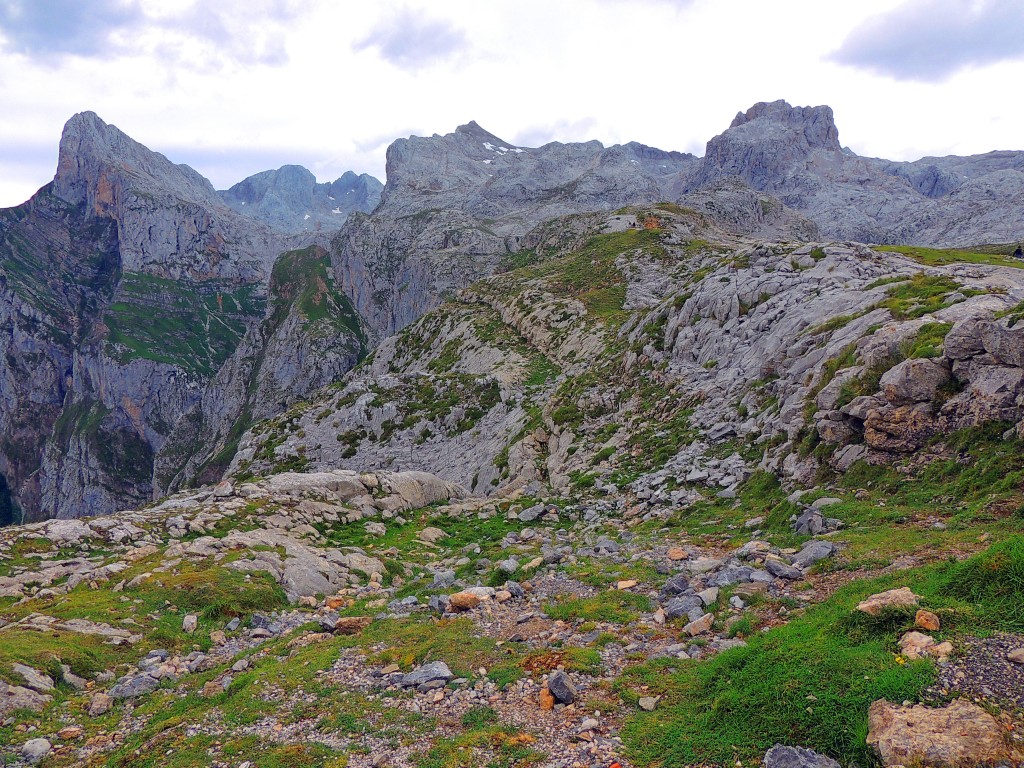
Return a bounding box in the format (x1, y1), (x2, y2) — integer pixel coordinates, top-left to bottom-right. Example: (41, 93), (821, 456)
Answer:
(879, 359), (950, 406)
(943, 317), (987, 359)
(864, 403), (937, 452)
(866, 698), (1020, 766)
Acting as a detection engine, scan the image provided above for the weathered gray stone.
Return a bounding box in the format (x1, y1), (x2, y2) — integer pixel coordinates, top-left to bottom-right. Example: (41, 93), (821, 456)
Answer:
(546, 670), (577, 704)
(399, 661), (454, 688)
(790, 540), (836, 570)
(110, 674), (160, 699)
(22, 738), (52, 764)
(879, 358), (951, 405)
(763, 744), (841, 768)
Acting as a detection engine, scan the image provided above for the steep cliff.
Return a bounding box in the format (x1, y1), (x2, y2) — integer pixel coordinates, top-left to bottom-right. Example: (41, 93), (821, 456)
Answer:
(0, 114), (372, 521)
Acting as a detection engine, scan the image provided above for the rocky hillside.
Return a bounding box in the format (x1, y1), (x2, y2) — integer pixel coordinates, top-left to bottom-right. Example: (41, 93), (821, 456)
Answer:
(232, 206), (1024, 515)
(1, 436), (1023, 767)
(4, 103), (1024, 764)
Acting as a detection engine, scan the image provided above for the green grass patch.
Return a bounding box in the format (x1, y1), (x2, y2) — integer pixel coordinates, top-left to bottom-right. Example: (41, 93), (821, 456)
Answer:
(545, 590), (651, 624)
(878, 244), (1024, 270)
(620, 538), (1024, 766)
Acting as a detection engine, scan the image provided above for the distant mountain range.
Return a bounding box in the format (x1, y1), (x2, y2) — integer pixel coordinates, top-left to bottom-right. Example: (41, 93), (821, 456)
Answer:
(2, 100), (1023, 524)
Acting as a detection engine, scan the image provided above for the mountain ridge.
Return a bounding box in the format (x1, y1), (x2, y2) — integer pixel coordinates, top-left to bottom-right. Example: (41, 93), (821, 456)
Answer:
(3, 101), (1024, 524)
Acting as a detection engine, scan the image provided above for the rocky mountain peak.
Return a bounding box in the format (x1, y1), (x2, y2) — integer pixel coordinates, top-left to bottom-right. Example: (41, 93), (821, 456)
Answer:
(53, 111), (217, 215)
(219, 165), (382, 234)
(727, 99), (841, 152)
(687, 100), (844, 197)
(453, 119), (508, 144)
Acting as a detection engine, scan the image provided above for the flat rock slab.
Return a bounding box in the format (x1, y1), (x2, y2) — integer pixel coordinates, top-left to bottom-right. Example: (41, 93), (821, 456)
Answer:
(867, 698), (1020, 767)
(0, 683), (52, 717)
(399, 661), (453, 688)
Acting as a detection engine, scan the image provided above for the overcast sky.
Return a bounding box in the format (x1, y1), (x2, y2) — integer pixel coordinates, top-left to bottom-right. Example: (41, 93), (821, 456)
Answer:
(1, 0), (1023, 207)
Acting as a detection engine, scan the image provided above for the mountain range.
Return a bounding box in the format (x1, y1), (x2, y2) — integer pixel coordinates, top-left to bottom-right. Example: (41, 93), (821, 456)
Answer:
(2, 100), (1024, 524)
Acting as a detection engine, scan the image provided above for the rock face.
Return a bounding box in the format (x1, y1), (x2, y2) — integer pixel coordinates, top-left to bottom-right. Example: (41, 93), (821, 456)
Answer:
(866, 698), (1019, 767)
(0, 114), (374, 521)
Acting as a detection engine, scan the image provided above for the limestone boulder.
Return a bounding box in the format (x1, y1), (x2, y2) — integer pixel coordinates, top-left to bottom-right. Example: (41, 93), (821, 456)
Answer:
(856, 587), (919, 616)
(879, 358), (950, 406)
(866, 698), (1019, 767)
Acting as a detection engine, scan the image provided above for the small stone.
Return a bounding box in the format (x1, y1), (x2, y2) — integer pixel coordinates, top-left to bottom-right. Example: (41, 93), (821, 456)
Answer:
(547, 670), (577, 704)
(13, 663), (54, 693)
(326, 595), (348, 610)
(539, 685), (555, 710)
(21, 738), (51, 764)
(616, 580), (638, 590)
(88, 692), (113, 716)
(109, 674), (159, 699)
(201, 681), (223, 698)
(661, 573), (690, 595)
(57, 725), (84, 739)
(697, 587), (720, 606)
(638, 696), (658, 711)
(683, 613), (714, 636)
(667, 547), (688, 561)
(419, 527), (448, 544)
(763, 744), (841, 768)
(580, 717), (599, 731)
(929, 641), (954, 661)
(915, 609), (940, 631)
(400, 661), (454, 688)
(60, 665), (87, 691)
(899, 631), (936, 660)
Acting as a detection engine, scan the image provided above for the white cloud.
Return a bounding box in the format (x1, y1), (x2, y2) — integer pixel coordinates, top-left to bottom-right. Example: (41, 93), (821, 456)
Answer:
(352, 7), (470, 70)
(830, 0), (1024, 82)
(0, 0), (1022, 207)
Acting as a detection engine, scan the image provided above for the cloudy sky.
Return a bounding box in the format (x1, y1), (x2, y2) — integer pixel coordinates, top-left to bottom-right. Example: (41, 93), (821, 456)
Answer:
(1, 0), (1023, 207)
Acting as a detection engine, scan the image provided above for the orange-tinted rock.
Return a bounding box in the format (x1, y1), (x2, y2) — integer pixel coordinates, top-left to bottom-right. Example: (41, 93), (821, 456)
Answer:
(867, 699), (1019, 767)
(449, 592), (481, 611)
(915, 609), (940, 631)
(334, 616), (372, 635)
(539, 685), (555, 710)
